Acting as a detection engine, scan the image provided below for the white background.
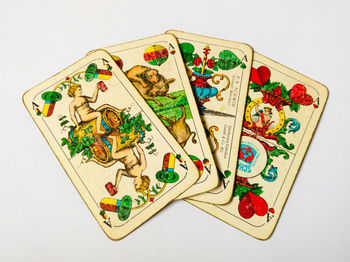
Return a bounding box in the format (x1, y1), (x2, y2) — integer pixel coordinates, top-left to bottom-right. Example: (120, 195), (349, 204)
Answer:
(1, 0), (349, 261)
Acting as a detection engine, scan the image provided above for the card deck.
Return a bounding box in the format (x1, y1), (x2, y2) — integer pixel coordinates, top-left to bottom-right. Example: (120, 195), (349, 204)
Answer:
(166, 30), (253, 204)
(87, 34), (220, 201)
(23, 50), (199, 240)
(187, 52), (328, 240)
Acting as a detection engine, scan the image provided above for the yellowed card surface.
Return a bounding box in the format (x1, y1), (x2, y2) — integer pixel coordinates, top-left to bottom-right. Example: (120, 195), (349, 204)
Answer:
(23, 50), (199, 240)
(87, 34), (219, 201)
(166, 30), (253, 204)
(188, 52), (328, 240)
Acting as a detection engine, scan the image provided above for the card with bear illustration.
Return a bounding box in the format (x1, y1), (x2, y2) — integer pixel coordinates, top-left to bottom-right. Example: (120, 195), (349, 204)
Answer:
(87, 34), (220, 202)
(23, 50), (199, 240)
(166, 30), (253, 204)
(187, 52), (328, 240)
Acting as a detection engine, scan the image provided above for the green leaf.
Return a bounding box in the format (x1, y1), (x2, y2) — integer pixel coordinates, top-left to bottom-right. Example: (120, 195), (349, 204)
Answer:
(68, 144), (76, 151)
(249, 82), (261, 92)
(289, 102), (300, 112)
(204, 69), (214, 75)
(61, 138), (69, 146)
(269, 148), (289, 160)
(233, 183), (250, 200)
(246, 96), (252, 106)
(86, 150), (92, 159)
(59, 115), (67, 121)
(138, 195), (146, 202)
(187, 61), (194, 66)
(146, 143), (154, 149)
(192, 67), (201, 73)
(77, 143), (83, 152)
(152, 186), (158, 194)
(145, 123), (152, 131)
(280, 83), (289, 100)
(250, 184), (263, 196)
(60, 120), (69, 127)
(263, 82), (280, 92)
(276, 134), (295, 150)
(212, 65), (218, 71)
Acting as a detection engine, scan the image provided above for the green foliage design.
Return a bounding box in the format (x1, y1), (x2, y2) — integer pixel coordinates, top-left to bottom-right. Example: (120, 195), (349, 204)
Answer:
(234, 183), (263, 200)
(61, 133), (95, 158)
(119, 112), (152, 142)
(249, 80), (301, 113)
(275, 118), (296, 150)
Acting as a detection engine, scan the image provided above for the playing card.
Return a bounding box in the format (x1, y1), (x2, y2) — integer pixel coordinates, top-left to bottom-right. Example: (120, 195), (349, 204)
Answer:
(187, 52), (328, 239)
(23, 50), (199, 240)
(87, 34), (219, 201)
(166, 30), (253, 204)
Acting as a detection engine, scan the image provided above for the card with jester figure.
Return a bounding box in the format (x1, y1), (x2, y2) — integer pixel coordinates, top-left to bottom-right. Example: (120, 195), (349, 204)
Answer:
(87, 34), (219, 201)
(187, 52), (328, 239)
(166, 30), (253, 204)
(22, 50), (199, 240)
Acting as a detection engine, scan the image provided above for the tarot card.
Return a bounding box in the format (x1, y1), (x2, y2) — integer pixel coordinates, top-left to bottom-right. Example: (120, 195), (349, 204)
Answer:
(87, 34), (219, 201)
(187, 52), (328, 239)
(166, 30), (253, 204)
(23, 50), (199, 240)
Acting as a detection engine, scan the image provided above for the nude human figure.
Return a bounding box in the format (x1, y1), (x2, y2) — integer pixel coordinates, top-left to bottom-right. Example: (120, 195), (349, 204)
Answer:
(68, 83), (104, 134)
(254, 104), (273, 129)
(107, 138), (150, 193)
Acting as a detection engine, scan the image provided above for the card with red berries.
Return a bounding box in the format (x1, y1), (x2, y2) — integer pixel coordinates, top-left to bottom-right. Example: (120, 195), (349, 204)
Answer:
(187, 51), (328, 240)
(23, 50), (199, 240)
(87, 34), (221, 201)
(166, 30), (253, 204)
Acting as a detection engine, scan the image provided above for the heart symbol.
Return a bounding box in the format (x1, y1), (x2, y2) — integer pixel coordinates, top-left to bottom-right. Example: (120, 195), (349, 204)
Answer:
(238, 191), (268, 219)
(290, 84), (313, 106)
(250, 66), (271, 86)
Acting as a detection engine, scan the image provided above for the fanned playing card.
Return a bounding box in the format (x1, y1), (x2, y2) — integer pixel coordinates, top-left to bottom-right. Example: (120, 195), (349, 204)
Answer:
(87, 34), (220, 201)
(23, 50), (199, 240)
(167, 30), (253, 204)
(187, 52), (328, 239)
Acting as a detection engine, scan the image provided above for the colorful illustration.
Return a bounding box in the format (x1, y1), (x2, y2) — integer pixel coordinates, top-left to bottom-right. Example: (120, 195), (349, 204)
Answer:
(57, 63), (188, 223)
(144, 45), (169, 66)
(101, 152), (180, 221)
(169, 30), (253, 204)
(96, 35), (221, 202)
(125, 65), (198, 149)
(24, 51), (201, 240)
(156, 153), (179, 183)
(104, 140), (149, 195)
(159, 105), (197, 147)
(189, 155), (204, 176)
(85, 63), (112, 82)
(111, 55), (123, 69)
(125, 65), (176, 106)
(232, 64), (318, 220)
(180, 43), (246, 109)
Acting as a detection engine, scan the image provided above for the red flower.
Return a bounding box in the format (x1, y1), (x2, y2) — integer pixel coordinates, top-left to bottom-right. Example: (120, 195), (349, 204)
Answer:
(273, 86), (282, 96)
(193, 57), (202, 66)
(207, 59), (215, 68)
